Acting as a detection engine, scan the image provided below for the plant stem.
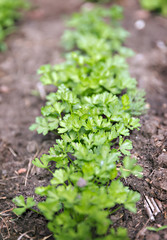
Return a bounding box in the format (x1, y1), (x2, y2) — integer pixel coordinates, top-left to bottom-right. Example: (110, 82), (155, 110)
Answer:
(110, 205), (122, 215)
(30, 208), (41, 215)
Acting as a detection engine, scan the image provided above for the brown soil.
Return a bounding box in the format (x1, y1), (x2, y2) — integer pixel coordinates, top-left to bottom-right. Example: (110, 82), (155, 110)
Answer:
(0, 0), (167, 239)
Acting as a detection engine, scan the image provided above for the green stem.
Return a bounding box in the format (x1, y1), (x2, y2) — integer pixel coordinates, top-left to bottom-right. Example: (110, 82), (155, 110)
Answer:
(68, 156), (73, 164)
(70, 105), (73, 115)
(47, 167), (54, 175)
(30, 208), (42, 215)
(110, 205), (122, 215)
(77, 132), (80, 143)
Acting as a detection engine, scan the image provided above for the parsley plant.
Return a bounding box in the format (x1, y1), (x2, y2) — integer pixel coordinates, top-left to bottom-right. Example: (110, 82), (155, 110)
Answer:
(0, 0), (29, 51)
(140, 0), (167, 16)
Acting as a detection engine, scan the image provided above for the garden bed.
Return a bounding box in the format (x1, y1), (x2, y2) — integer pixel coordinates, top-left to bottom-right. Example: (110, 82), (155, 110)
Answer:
(0, 0), (167, 239)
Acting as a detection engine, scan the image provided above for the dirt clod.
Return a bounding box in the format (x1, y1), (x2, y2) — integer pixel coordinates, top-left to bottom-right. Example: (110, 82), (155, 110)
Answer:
(146, 233), (160, 240)
(152, 168), (167, 191)
(26, 140), (38, 153)
(158, 153), (167, 167)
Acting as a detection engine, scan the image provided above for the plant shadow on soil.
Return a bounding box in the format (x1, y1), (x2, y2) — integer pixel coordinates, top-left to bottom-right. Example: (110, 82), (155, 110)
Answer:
(0, 0), (167, 239)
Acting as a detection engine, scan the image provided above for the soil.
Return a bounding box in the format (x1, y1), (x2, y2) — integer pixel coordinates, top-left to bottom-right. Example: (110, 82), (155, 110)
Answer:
(0, 0), (167, 239)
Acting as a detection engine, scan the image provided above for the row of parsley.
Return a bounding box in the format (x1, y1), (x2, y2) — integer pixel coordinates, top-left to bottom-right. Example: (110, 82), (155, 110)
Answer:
(13, 5), (145, 240)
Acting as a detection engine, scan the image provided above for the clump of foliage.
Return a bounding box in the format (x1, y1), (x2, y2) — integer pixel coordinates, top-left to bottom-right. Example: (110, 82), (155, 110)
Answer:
(62, 6), (133, 57)
(13, 5), (145, 240)
(0, 0), (29, 51)
(140, 0), (167, 16)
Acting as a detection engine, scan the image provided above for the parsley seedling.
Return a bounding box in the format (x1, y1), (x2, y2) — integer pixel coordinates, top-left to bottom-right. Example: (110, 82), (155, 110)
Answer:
(0, 0), (29, 51)
(140, 0), (167, 16)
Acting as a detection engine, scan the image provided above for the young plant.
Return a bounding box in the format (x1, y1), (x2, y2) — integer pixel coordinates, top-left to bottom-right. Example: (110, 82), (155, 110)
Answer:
(0, 0), (29, 51)
(147, 226), (167, 232)
(13, 5), (145, 240)
(140, 0), (167, 16)
(62, 5), (134, 57)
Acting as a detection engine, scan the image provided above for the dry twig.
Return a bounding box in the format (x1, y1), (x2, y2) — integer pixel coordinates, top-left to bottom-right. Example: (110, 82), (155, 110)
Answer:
(135, 219), (150, 240)
(25, 146), (43, 186)
(42, 234), (53, 240)
(8, 147), (17, 157)
(0, 208), (14, 216)
(17, 230), (34, 240)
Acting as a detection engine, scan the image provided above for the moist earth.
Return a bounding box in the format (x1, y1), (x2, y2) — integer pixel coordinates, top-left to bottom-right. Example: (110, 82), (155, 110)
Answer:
(0, 0), (167, 239)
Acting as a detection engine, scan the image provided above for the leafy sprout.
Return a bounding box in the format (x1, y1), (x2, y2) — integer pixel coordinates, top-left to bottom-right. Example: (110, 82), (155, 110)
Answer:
(0, 0), (29, 51)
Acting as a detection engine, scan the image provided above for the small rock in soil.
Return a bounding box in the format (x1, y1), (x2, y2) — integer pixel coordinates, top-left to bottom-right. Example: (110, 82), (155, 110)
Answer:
(26, 141), (38, 153)
(134, 20), (146, 30)
(156, 41), (167, 50)
(0, 85), (9, 93)
(2, 169), (7, 176)
(17, 168), (27, 175)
